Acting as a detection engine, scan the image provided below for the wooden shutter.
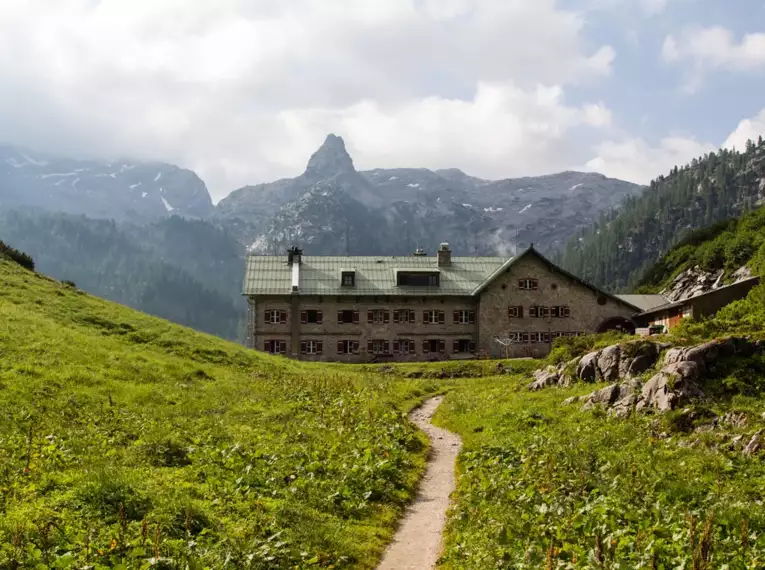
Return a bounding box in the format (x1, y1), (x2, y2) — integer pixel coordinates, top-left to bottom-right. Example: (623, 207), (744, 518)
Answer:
(409, 310), (416, 323)
(367, 311), (374, 324)
(316, 341), (323, 354)
(264, 310), (270, 324)
(393, 310), (399, 324)
(384, 341), (390, 353)
(438, 311), (445, 324)
(519, 306), (524, 318)
(353, 311), (359, 324)
(317, 311), (323, 324)
(383, 311), (390, 324)
(300, 311), (307, 324)
(453, 310), (460, 324)
(393, 340), (400, 353)
(280, 341), (287, 354)
(422, 340), (430, 353)
(300, 341), (307, 354)
(337, 340), (344, 354)
(337, 310), (343, 324)
(280, 311), (288, 324)
(532, 279), (539, 290)
(469, 341), (476, 353)
(352, 341), (360, 353)
(518, 279), (524, 289)
(439, 340), (446, 353)
(469, 311), (475, 324)
(453, 340), (460, 353)
(367, 340), (374, 353)
(264, 340), (272, 353)
(423, 310), (429, 324)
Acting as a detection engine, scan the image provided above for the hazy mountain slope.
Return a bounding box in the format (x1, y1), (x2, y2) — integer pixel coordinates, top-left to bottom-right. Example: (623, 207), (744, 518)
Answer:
(216, 134), (642, 255)
(0, 145), (214, 222)
(559, 137), (765, 291)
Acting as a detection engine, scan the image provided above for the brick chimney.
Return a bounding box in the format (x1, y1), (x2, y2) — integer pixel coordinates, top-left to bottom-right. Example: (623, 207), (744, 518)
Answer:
(437, 242), (452, 267)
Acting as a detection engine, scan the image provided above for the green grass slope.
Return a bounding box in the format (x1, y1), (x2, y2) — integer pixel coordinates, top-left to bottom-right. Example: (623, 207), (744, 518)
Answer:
(0, 258), (440, 569)
(434, 372), (765, 569)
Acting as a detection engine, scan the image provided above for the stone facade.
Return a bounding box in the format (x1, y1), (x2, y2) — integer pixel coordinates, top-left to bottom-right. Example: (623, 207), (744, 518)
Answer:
(477, 254), (638, 358)
(245, 248), (640, 362)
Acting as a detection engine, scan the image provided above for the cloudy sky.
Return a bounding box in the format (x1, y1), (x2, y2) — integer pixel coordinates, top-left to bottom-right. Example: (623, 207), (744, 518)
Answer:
(1, 0), (764, 201)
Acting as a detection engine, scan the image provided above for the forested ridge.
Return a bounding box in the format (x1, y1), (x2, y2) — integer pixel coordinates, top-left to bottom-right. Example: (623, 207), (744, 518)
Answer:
(559, 136), (765, 291)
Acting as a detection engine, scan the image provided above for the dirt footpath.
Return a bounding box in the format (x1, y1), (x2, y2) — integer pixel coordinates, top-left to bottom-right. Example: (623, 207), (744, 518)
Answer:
(376, 396), (462, 570)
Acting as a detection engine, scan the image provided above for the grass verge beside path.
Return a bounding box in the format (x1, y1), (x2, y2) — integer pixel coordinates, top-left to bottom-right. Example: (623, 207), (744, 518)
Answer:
(0, 259), (445, 569)
(434, 373), (765, 569)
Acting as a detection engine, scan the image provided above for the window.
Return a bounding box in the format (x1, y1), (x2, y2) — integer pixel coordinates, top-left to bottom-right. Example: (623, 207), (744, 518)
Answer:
(422, 339), (446, 354)
(300, 310), (323, 324)
(337, 310), (360, 324)
(393, 339), (415, 354)
(367, 310), (390, 324)
(341, 271), (356, 287)
(264, 340), (287, 354)
(518, 278), (539, 290)
(529, 306), (549, 318)
(453, 339), (476, 353)
(397, 271), (440, 287)
(551, 306), (571, 318)
(337, 340), (360, 354)
(265, 309), (287, 324)
(453, 310), (476, 324)
(508, 306), (524, 318)
(423, 310), (445, 324)
(529, 332), (551, 344)
(393, 309), (416, 324)
(367, 339), (390, 355)
(300, 340), (323, 355)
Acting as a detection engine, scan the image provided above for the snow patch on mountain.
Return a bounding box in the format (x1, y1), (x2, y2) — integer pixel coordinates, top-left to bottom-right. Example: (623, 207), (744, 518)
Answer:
(161, 196), (174, 212)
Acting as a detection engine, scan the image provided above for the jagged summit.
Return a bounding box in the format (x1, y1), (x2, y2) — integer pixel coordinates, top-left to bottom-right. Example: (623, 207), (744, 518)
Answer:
(304, 134), (356, 178)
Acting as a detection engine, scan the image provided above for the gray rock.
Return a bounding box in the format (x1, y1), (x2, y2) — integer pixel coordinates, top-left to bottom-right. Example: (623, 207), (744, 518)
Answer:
(622, 342), (660, 377)
(582, 383), (634, 410)
(637, 361), (704, 412)
(528, 366), (561, 391)
(597, 345), (622, 382)
(577, 351), (601, 382)
(720, 411), (748, 429)
(744, 430), (763, 456)
(562, 396), (581, 406)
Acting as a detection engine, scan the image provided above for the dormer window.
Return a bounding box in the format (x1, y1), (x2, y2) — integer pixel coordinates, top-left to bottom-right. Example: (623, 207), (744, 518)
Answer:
(341, 270), (355, 287)
(397, 270), (440, 287)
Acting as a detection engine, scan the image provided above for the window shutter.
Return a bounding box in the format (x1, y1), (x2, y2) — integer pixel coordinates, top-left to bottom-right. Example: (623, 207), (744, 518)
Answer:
(337, 311), (343, 324)
(383, 311), (390, 324)
(469, 341), (476, 353)
(264, 340), (272, 353)
(453, 310), (460, 324)
(300, 341), (307, 354)
(367, 340), (374, 353)
(300, 311), (307, 324)
(317, 341), (323, 354)
(317, 311), (323, 324)
(280, 341), (287, 354)
(423, 310), (429, 324)
(353, 311), (359, 324)
(519, 306), (524, 318)
(518, 279), (524, 289)
(409, 310), (416, 323)
(393, 340), (400, 353)
(264, 310), (270, 324)
(532, 279), (539, 290)
(423, 340), (430, 353)
(393, 311), (399, 324)
(367, 311), (374, 324)
(384, 341), (390, 353)
(352, 341), (360, 353)
(469, 311), (475, 324)
(337, 340), (344, 354)
(439, 340), (446, 353)
(453, 340), (460, 353)
(438, 311), (445, 324)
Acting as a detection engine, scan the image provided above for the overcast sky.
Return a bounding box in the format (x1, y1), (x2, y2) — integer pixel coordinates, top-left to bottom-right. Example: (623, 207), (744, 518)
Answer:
(1, 0), (764, 202)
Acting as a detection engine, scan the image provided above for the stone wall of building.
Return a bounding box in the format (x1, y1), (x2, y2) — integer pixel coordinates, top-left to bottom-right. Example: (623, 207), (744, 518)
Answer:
(251, 294), (478, 363)
(477, 254), (638, 358)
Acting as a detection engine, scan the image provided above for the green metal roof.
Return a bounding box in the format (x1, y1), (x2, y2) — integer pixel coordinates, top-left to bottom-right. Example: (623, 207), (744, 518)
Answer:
(242, 255), (508, 297)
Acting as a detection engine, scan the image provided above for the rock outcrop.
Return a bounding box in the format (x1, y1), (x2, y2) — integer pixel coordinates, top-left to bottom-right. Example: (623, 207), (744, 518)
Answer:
(660, 265), (754, 302)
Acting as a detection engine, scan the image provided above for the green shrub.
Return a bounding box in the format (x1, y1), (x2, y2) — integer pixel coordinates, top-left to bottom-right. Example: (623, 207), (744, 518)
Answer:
(0, 240), (34, 271)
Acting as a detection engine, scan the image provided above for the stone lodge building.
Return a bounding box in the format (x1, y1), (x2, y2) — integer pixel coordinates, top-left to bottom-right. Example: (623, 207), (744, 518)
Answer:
(242, 244), (642, 362)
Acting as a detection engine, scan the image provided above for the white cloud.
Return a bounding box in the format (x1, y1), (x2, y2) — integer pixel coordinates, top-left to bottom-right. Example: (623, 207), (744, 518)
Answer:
(0, 0), (615, 200)
(723, 109), (765, 151)
(662, 26), (765, 70)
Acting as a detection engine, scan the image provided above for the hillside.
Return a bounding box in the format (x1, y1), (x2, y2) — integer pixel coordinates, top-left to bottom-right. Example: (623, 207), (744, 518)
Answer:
(0, 209), (245, 340)
(559, 137), (765, 291)
(216, 134), (642, 255)
(0, 256), (441, 568)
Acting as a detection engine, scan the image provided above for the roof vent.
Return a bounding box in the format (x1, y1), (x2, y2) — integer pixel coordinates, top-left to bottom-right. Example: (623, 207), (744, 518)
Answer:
(412, 247), (427, 257)
(287, 246), (303, 265)
(437, 242), (452, 267)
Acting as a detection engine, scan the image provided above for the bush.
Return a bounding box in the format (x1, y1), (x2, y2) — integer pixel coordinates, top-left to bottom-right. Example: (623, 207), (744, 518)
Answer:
(61, 280), (77, 288)
(0, 240), (34, 271)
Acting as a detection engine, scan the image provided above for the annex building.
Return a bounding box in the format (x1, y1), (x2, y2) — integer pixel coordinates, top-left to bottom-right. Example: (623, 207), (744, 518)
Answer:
(242, 243), (644, 362)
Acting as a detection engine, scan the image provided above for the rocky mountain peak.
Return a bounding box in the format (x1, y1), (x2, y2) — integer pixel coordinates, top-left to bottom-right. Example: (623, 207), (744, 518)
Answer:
(304, 134), (356, 178)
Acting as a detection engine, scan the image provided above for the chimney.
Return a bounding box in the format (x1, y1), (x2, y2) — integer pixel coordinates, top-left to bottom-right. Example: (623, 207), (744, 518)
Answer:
(437, 242), (452, 267)
(287, 246), (303, 266)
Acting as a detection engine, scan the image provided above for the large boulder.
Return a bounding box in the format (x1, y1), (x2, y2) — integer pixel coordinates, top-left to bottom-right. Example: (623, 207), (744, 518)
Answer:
(528, 366), (561, 391)
(636, 361), (704, 412)
(596, 345), (622, 382)
(620, 341), (661, 378)
(577, 351), (600, 382)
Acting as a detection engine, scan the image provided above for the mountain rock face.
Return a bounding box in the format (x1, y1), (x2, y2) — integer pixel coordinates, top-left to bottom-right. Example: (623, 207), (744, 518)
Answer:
(216, 134), (642, 255)
(0, 145), (214, 222)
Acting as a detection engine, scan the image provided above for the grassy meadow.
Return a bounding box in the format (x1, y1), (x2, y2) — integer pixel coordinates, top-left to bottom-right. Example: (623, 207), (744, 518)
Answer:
(0, 258), (448, 569)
